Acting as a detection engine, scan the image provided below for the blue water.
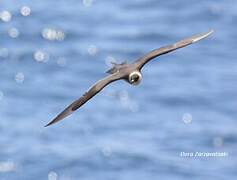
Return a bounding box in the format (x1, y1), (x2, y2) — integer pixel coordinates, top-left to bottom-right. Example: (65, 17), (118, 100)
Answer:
(0, 0), (237, 179)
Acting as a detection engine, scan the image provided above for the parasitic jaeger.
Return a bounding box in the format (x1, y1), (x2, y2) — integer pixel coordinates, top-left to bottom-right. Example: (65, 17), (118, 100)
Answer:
(45, 30), (213, 127)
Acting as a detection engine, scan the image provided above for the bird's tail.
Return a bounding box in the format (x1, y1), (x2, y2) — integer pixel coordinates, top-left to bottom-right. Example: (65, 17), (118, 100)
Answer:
(106, 61), (127, 74)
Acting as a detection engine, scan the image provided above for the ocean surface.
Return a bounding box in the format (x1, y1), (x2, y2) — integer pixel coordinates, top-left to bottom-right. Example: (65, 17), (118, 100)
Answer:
(0, 0), (237, 179)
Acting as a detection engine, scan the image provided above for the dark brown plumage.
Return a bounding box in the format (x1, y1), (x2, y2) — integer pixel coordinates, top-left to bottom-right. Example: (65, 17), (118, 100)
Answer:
(45, 30), (213, 127)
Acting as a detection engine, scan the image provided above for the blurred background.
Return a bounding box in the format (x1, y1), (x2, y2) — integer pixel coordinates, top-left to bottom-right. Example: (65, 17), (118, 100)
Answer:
(0, 0), (236, 179)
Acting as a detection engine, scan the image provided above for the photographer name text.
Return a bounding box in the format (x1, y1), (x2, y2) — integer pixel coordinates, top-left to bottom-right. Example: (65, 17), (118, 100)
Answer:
(180, 151), (228, 157)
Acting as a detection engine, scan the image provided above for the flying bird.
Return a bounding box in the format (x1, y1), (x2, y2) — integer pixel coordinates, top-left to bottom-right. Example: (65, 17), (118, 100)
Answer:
(45, 30), (213, 127)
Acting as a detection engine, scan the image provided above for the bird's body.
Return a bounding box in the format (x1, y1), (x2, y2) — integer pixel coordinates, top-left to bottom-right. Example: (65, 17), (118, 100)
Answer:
(45, 30), (213, 127)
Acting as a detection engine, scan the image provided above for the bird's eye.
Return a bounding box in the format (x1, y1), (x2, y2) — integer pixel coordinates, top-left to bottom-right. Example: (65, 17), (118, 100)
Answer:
(131, 74), (139, 82)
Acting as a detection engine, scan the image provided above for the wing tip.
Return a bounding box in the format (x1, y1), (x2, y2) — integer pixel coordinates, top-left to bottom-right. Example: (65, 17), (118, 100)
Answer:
(44, 121), (54, 127)
(44, 117), (59, 127)
(192, 29), (214, 43)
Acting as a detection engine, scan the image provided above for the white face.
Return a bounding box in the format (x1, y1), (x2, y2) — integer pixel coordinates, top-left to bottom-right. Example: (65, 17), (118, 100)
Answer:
(128, 71), (142, 85)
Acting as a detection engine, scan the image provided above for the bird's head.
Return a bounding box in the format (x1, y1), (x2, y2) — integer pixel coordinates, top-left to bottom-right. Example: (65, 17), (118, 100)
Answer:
(128, 71), (142, 85)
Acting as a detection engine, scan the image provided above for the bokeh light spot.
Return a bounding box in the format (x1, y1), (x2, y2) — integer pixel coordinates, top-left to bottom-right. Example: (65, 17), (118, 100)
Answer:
(213, 137), (224, 147)
(48, 171), (58, 180)
(8, 28), (19, 38)
(0, 161), (17, 172)
(20, 6), (31, 16)
(42, 28), (65, 41)
(34, 50), (49, 62)
(87, 45), (97, 56)
(83, 0), (93, 7)
(105, 56), (117, 67)
(15, 72), (25, 83)
(182, 113), (192, 124)
(0, 48), (9, 58)
(0, 10), (12, 22)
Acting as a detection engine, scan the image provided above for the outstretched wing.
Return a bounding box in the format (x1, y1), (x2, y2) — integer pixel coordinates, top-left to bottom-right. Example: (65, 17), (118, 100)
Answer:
(45, 73), (122, 127)
(135, 30), (213, 70)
